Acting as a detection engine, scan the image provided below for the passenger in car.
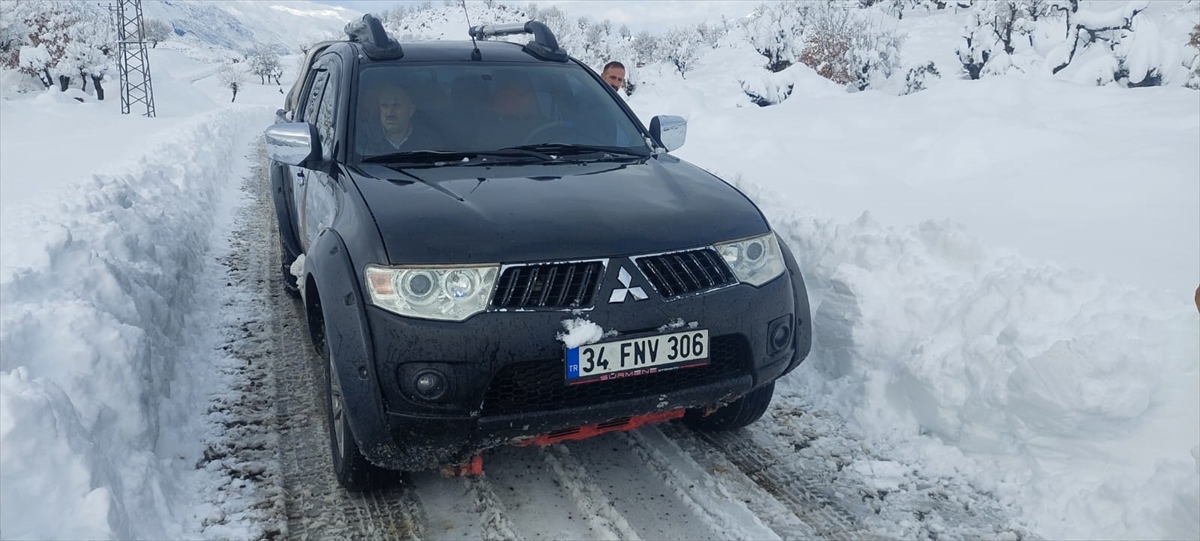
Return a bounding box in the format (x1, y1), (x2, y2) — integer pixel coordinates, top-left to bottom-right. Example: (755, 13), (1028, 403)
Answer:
(479, 73), (549, 148)
(357, 83), (444, 156)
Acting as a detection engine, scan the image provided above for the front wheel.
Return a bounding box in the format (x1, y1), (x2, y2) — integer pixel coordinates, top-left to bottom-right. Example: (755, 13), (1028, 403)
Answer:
(324, 345), (385, 491)
(683, 381), (775, 431)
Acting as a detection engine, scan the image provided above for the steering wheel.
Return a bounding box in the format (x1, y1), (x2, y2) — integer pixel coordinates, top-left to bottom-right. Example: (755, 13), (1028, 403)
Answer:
(523, 121), (573, 145)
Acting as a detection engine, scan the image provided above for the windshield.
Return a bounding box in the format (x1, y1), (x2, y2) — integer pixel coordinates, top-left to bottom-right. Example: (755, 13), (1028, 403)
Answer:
(353, 63), (649, 160)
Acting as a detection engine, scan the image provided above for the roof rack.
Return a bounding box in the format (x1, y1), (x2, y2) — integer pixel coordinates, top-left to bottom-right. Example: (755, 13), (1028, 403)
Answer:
(468, 21), (568, 62)
(345, 14), (403, 60)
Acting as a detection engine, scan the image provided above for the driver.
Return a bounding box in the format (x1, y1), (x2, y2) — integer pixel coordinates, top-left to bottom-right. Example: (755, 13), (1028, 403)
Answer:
(480, 73), (550, 148)
(357, 82), (443, 156)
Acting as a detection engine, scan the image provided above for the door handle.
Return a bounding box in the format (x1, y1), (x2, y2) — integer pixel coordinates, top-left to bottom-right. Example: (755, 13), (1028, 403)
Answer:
(296, 170), (306, 185)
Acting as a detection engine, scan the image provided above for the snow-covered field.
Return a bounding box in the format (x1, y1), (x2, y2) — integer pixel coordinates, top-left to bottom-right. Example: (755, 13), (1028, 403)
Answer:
(1, 1), (1197, 539)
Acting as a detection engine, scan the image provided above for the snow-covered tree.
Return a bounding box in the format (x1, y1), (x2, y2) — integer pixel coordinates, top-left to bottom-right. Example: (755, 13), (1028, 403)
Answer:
(742, 0), (807, 72)
(658, 27), (700, 78)
(1186, 23), (1200, 89)
(0, 2), (34, 69)
(62, 17), (115, 98)
(904, 61), (941, 93)
(218, 62), (246, 102)
(18, 44), (52, 88)
(1049, 2), (1150, 82)
(631, 30), (658, 66)
(955, 0), (1041, 79)
(2, 0), (112, 93)
(22, 1), (80, 90)
(247, 45), (281, 85)
(695, 22), (727, 49)
(142, 18), (171, 48)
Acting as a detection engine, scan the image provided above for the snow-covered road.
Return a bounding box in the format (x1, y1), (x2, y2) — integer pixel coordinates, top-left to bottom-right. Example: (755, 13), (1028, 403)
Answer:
(192, 139), (1033, 540)
(3, 24), (1196, 537)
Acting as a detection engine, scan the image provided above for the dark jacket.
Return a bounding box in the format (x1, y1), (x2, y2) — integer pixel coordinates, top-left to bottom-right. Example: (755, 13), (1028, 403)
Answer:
(356, 113), (445, 156)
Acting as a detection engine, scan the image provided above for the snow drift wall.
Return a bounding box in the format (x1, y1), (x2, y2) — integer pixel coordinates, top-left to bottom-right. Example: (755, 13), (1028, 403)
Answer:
(0, 106), (271, 539)
(733, 177), (1200, 540)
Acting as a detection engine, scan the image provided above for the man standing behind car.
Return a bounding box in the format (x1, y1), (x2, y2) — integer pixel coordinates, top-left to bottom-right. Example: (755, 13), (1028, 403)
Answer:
(357, 83), (443, 156)
(601, 61), (625, 93)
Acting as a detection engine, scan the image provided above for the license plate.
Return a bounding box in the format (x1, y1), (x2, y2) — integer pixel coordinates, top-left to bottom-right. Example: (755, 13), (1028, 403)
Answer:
(565, 329), (709, 384)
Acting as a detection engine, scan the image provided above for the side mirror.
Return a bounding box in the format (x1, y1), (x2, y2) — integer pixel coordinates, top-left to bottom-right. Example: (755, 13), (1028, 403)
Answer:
(264, 122), (320, 167)
(649, 115), (686, 152)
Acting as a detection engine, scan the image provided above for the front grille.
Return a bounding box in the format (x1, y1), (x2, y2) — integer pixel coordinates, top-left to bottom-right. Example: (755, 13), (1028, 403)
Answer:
(480, 335), (748, 416)
(635, 248), (736, 299)
(492, 262), (604, 310)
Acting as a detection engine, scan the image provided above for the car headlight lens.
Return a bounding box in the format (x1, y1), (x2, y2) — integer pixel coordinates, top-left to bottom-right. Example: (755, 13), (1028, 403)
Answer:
(715, 233), (786, 287)
(365, 264), (499, 321)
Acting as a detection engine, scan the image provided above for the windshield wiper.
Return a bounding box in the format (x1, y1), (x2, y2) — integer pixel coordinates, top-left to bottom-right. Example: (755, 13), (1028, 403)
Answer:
(497, 143), (649, 159)
(362, 149), (556, 166)
(362, 150), (475, 164)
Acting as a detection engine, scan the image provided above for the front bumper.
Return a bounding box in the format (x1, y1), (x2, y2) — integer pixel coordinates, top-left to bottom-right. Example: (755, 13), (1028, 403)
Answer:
(355, 264), (805, 470)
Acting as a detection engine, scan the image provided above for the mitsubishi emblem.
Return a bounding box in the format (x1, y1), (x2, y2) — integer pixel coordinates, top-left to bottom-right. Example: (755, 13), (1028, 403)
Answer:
(609, 267), (648, 303)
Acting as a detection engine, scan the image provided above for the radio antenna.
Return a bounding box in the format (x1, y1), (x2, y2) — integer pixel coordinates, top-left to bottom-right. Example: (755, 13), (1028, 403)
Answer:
(462, 0), (481, 61)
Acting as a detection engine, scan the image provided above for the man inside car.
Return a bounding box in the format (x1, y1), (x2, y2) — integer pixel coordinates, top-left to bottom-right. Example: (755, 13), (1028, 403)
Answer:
(357, 83), (443, 156)
(479, 72), (552, 148)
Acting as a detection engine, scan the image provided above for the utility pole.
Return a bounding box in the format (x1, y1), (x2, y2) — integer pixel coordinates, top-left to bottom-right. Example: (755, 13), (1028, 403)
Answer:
(113, 0), (156, 117)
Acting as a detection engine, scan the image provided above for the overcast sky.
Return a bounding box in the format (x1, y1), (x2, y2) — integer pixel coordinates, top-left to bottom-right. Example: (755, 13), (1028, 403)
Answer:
(321, 0), (761, 33)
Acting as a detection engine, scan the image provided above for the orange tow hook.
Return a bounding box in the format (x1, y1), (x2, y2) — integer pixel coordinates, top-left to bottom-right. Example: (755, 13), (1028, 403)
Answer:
(440, 454), (483, 477)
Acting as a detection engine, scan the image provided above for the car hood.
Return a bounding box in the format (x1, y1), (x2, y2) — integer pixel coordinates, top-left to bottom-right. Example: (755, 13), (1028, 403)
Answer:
(350, 156), (770, 265)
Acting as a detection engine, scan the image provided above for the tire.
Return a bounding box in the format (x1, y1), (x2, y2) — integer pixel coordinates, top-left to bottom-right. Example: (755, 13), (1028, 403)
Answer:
(279, 235), (300, 298)
(323, 342), (385, 491)
(683, 381), (775, 431)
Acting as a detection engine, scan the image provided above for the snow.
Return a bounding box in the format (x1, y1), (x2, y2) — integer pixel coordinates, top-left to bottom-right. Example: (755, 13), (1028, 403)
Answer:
(0, 23), (282, 539)
(0, 101), (273, 538)
(557, 318), (607, 348)
(1, 0), (1197, 539)
(625, 49), (1199, 541)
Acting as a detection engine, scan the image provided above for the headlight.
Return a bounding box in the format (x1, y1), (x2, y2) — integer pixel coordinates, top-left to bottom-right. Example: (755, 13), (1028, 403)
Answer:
(714, 233), (786, 287)
(364, 264), (499, 321)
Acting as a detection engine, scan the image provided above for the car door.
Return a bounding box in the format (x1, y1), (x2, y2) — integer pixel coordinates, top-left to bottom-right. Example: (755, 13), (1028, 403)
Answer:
(302, 54), (343, 251)
(292, 68), (330, 253)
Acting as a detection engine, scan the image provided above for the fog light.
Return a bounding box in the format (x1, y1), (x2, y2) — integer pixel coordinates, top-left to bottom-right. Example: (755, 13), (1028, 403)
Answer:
(767, 315), (793, 355)
(414, 370), (447, 400)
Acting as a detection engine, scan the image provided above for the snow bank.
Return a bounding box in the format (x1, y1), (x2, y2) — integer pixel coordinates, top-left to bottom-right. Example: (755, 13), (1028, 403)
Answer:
(628, 46), (1198, 538)
(0, 104), (272, 539)
(760, 202), (1200, 540)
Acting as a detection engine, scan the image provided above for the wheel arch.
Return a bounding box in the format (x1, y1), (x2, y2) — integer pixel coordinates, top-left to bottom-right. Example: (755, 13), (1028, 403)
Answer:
(303, 228), (400, 468)
(777, 236), (812, 377)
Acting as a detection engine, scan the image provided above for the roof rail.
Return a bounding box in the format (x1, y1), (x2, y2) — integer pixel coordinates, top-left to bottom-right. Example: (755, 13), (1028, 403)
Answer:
(345, 14), (403, 60)
(468, 21), (568, 62)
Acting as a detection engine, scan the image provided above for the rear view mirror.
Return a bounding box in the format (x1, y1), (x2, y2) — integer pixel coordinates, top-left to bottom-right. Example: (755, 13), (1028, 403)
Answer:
(649, 115), (686, 152)
(264, 122), (320, 167)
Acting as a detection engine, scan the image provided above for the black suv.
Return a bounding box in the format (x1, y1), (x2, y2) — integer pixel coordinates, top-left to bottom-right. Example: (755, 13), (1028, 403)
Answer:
(264, 15), (811, 490)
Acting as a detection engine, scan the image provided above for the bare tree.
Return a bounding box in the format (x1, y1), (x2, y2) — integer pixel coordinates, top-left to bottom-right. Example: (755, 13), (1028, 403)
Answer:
(247, 44), (280, 84)
(142, 18), (171, 48)
(218, 62), (246, 102)
(658, 27), (700, 78)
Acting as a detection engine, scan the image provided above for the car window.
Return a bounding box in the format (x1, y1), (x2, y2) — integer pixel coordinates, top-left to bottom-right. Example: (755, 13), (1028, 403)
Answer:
(316, 64), (340, 160)
(301, 71), (328, 124)
(353, 63), (648, 159)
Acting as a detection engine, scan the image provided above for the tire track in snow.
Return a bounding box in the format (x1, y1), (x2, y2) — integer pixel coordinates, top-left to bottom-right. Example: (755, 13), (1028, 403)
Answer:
(652, 423), (820, 540)
(410, 446), (630, 541)
(562, 432), (752, 541)
(197, 141), (288, 540)
(623, 427), (791, 540)
(680, 427), (871, 539)
(539, 444), (641, 540)
(243, 143), (422, 540)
